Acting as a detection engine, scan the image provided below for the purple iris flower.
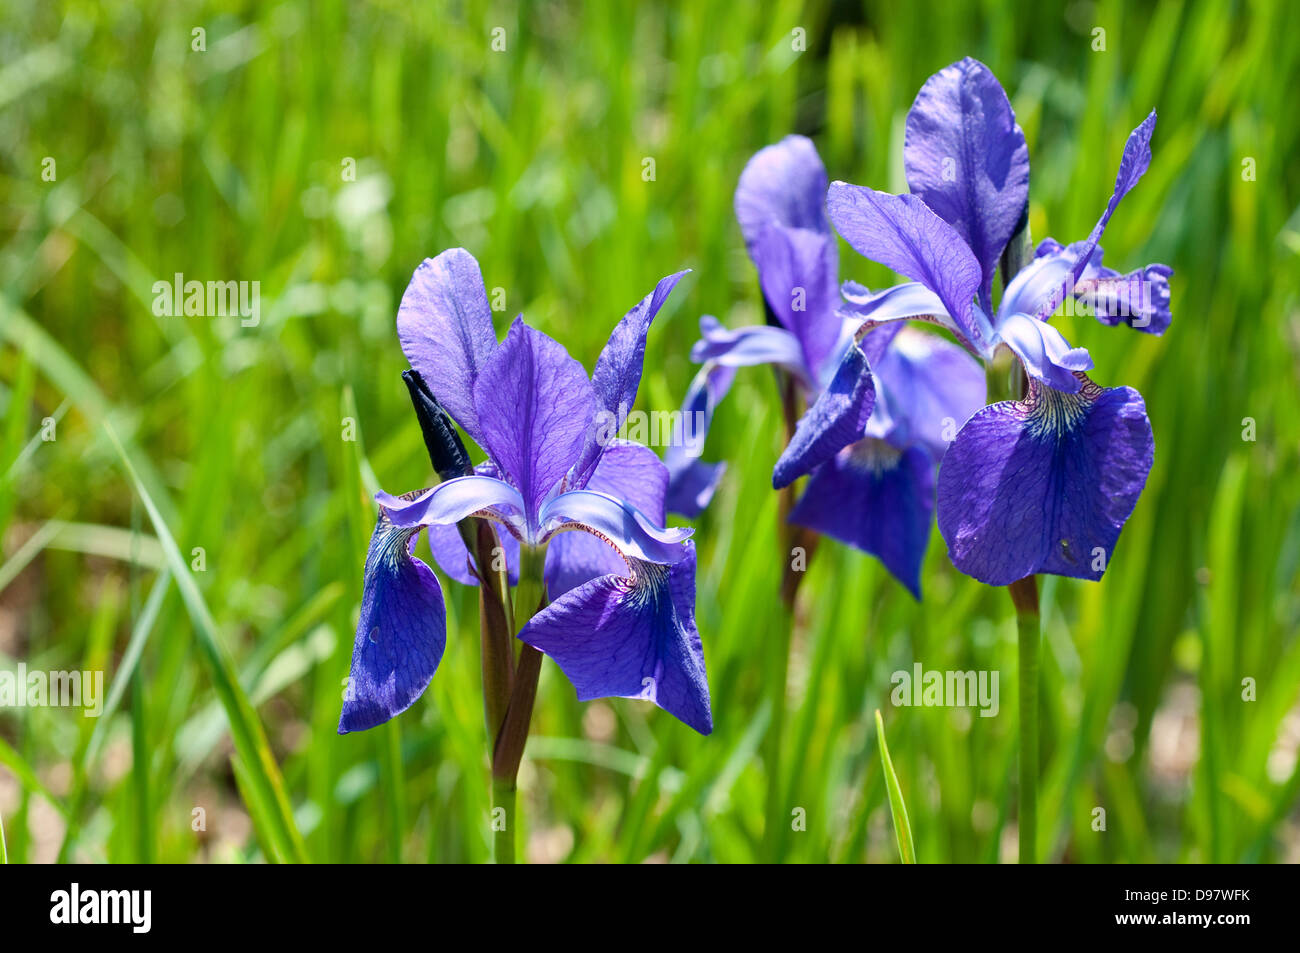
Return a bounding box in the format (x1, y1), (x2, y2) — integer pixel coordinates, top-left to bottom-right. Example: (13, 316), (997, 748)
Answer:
(828, 57), (1172, 587)
(339, 248), (712, 735)
(667, 135), (986, 596)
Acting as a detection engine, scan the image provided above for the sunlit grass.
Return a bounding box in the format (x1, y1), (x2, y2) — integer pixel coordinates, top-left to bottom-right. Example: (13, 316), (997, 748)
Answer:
(1, 0), (1298, 863)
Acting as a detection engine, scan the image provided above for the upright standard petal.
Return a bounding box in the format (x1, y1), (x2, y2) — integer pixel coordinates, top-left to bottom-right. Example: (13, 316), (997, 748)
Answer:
(571, 270), (689, 488)
(519, 543), (712, 735)
(903, 57), (1030, 301)
(1036, 111), (1158, 320)
(546, 442), (670, 597)
(734, 135), (831, 254)
(827, 184), (992, 354)
(788, 440), (935, 599)
(397, 249), (498, 440)
(339, 509), (446, 733)
(935, 377), (1154, 586)
(772, 341), (876, 489)
(474, 318), (597, 527)
(752, 224), (843, 379)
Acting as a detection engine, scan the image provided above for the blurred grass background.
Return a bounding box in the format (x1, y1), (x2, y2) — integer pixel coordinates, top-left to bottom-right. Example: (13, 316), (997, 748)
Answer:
(1, 0), (1298, 863)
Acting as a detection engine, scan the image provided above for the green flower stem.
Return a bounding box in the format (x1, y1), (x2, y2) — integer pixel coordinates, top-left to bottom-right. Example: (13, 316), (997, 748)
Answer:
(489, 545), (548, 864)
(1009, 574), (1040, 864)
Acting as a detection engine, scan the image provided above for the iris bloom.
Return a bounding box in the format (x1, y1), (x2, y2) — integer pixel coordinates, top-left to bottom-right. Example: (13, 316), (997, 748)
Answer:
(668, 135), (985, 596)
(339, 249), (712, 735)
(828, 57), (1172, 586)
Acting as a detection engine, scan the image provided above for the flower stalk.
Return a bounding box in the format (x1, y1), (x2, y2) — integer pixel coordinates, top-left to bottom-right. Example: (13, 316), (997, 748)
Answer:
(1001, 219), (1040, 864)
(1009, 574), (1040, 864)
(489, 545), (548, 864)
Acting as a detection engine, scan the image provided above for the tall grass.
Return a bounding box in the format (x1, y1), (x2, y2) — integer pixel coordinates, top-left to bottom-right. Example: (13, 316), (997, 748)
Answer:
(1, 0), (1297, 863)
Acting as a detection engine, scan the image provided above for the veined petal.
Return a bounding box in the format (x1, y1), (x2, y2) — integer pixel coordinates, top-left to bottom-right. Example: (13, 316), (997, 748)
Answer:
(904, 57), (1030, 302)
(571, 271), (690, 488)
(773, 341), (876, 489)
(868, 327), (987, 458)
(997, 312), (1093, 394)
(519, 542), (712, 735)
(375, 475), (525, 534)
(665, 362), (735, 518)
(999, 248), (1075, 319)
(838, 280), (984, 357)
(546, 442), (670, 597)
(419, 463), (522, 585)
(1036, 111), (1158, 320)
(540, 489), (692, 566)
(474, 318), (597, 526)
(936, 377), (1154, 586)
(788, 440), (935, 599)
(735, 135), (831, 253)
(827, 184), (990, 353)
(752, 224), (842, 379)
(397, 249), (498, 440)
(1005, 240), (1173, 335)
(689, 315), (812, 383)
(1078, 262), (1173, 335)
(339, 512), (446, 733)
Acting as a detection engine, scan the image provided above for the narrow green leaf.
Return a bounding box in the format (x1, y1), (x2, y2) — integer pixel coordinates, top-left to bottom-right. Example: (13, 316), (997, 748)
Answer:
(104, 423), (308, 863)
(875, 710), (915, 864)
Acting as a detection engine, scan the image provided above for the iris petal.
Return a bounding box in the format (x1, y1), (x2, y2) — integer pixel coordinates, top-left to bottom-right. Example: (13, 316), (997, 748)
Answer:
(375, 475), (525, 534)
(546, 442), (669, 597)
(827, 184), (991, 354)
(339, 512), (446, 734)
(396, 249), (499, 441)
(734, 135), (831, 251)
(570, 270), (689, 488)
(752, 223), (842, 380)
(788, 440), (935, 599)
(473, 318), (597, 527)
(519, 543), (712, 735)
(1036, 111), (1158, 320)
(665, 362), (735, 518)
(540, 489), (692, 566)
(690, 315), (811, 382)
(867, 327), (987, 458)
(773, 341), (876, 489)
(996, 312), (1093, 394)
(903, 57), (1030, 302)
(936, 378), (1154, 586)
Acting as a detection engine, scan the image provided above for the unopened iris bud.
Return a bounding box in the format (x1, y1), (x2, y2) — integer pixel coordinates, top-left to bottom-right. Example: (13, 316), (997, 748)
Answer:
(402, 369), (472, 480)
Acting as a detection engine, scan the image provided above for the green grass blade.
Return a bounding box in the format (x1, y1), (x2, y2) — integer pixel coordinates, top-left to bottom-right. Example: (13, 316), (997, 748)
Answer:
(104, 424), (308, 863)
(875, 710), (915, 865)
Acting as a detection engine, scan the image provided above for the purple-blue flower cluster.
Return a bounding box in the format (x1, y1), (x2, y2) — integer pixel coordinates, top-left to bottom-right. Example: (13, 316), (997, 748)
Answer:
(340, 250), (712, 735)
(670, 57), (1171, 593)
